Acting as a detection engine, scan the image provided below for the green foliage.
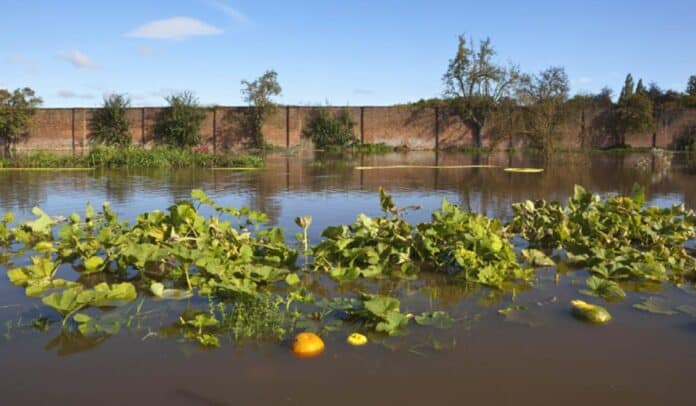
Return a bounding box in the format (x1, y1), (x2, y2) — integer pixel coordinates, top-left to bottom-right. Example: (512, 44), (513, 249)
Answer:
(511, 184), (696, 285)
(580, 276), (626, 301)
(0, 146), (263, 169)
(0, 87), (42, 155)
(510, 199), (568, 248)
(304, 109), (356, 148)
(90, 94), (132, 146)
(165, 294), (290, 347)
(2, 184), (695, 350)
(415, 197), (524, 288)
(686, 75), (696, 96)
(314, 189), (526, 289)
(313, 188), (418, 279)
(614, 74), (656, 145)
(618, 74), (635, 103)
(241, 70), (282, 147)
(154, 91), (206, 147)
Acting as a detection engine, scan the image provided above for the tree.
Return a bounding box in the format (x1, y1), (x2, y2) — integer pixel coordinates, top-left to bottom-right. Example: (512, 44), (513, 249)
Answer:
(91, 93), (132, 146)
(647, 83), (682, 130)
(442, 35), (522, 147)
(635, 79), (647, 95)
(241, 70), (282, 148)
(618, 74), (635, 103)
(517, 67), (570, 159)
(614, 91), (655, 146)
(154, 91), (206, 147)
(0, 87), (42, 156)
(687, 75), (696, 96)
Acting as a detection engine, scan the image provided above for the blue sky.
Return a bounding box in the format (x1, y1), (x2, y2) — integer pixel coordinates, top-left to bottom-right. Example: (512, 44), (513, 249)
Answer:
(1, 0), (694, 107)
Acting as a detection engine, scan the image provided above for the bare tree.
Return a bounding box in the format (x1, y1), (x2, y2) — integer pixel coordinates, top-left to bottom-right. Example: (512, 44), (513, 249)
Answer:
(517, 66), (570, 159)
(443, 35), (522, 147)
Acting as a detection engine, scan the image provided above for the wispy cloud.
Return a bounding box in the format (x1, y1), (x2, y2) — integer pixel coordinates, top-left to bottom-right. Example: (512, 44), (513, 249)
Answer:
(126, 17), (223, 40)
(353, 88), (373, 95)
(138, 46), (157, 57)
(57, 50), (97, 69)
(57, 90), (95, 99)
(202, 0), (250, 25)
(5, 53), (38, 72)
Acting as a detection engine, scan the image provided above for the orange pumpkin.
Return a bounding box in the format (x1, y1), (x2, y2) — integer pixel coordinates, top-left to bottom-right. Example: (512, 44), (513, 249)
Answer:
(291, 332), (325, 357)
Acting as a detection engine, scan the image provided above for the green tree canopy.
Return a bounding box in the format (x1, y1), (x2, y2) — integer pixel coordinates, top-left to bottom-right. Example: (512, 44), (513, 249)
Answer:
(241, 70), (282, 147)
(687, 75), (696, 96)
(618, 74), (635, 103)
(614, 91), (655, 146)
(0, 87), (42, 156)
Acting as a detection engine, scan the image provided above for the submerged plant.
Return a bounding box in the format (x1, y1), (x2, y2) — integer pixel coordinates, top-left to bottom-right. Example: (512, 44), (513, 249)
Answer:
(511, 184), (696, 285)
(1, 184), (694, 352)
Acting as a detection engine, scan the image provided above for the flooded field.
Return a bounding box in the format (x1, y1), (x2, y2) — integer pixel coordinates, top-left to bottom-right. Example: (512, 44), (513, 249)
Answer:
(1, 151), (695, 405)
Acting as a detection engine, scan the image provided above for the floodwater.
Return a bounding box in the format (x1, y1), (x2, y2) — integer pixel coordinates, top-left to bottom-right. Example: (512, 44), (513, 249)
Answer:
(0, 151), (695, 405)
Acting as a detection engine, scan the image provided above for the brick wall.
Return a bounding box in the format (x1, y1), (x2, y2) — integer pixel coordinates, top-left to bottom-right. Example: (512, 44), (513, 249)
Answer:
(12, 105), (696, 153)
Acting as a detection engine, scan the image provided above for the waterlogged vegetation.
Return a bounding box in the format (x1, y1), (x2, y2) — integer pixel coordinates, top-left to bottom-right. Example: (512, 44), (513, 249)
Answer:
(0, 146), (263, 169)
(0, 184), (694, 355)
(510, 184), (696, 292)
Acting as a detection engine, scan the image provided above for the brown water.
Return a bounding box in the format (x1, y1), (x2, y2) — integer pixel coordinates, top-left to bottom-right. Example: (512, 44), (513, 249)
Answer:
(1, 151), (695, 405)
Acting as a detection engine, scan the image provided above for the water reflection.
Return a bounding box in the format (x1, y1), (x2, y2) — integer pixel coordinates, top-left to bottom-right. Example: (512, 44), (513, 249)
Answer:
(1, 151), (695, 224)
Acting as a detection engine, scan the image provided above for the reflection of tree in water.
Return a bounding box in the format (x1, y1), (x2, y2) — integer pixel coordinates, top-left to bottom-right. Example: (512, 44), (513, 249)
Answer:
(0, 172), (51, 210)
(45, 330), (108, 356)
(1, 151), (694, 225)
(307, 151), (359, 189)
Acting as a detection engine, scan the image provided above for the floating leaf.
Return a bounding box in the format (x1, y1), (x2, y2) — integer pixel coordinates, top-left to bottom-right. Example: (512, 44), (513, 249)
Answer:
(414, 311), (454, 329)
(521, 249), (555, 267)
(633, 297), (677, 315)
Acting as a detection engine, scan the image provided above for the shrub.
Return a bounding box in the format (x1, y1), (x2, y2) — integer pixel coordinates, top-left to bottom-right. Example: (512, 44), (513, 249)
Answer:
(304, 109), (356, 149)
(91, 94), (132, 146)
(155, 91), (206, 147)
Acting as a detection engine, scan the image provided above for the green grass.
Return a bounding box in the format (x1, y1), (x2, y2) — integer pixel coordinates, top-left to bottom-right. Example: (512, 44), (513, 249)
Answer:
(0, 146), (263, 169)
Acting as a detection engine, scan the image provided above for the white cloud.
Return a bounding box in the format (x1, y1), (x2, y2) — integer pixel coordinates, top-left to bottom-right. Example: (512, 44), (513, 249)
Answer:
(57, 50), (97, 69)
(202, 0), (250, 25)
(353, 88), (373, 95)
(126, 17), (223, 40)
(138, 46), (157, 57)
(57, 90), (95, 99)
(5, 53), (39, 73)
(577, 76), (592, 85)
